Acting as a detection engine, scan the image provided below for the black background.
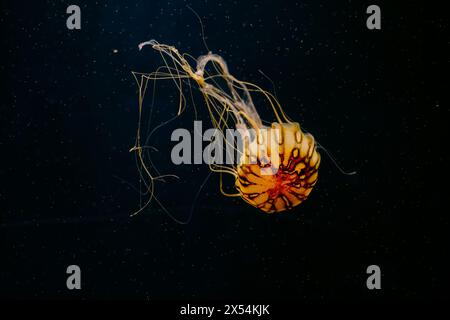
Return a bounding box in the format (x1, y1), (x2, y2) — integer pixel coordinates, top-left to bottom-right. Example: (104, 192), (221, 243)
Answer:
(0, 0), (448, 300)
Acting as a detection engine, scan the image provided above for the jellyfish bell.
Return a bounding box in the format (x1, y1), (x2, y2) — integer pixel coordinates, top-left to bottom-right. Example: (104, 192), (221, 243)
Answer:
(236, 122), (320, 213)
(132, 40), (321, 215)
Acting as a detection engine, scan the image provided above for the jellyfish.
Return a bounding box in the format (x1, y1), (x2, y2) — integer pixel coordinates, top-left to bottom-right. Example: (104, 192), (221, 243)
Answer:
(131, 40), (320, 215)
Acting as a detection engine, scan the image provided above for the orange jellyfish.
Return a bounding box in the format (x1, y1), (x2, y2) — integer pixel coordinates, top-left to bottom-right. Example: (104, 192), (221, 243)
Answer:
(131, 40), (320, 214)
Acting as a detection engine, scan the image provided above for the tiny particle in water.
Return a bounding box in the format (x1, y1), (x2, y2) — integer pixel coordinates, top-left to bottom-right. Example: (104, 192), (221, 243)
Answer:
(113, 49), (118, 53)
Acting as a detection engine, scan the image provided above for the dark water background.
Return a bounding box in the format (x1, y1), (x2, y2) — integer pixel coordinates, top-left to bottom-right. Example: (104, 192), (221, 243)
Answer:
(0, 0), (447, 299)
